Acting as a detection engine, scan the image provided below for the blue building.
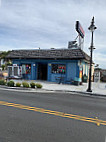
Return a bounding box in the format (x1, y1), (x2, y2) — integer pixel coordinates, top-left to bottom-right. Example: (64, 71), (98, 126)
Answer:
(6, 48), (90, 83)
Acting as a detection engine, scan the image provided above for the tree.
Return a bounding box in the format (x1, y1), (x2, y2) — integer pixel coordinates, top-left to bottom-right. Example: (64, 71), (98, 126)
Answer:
(0, 51), (10, 59)
(1, 64), (5, 71)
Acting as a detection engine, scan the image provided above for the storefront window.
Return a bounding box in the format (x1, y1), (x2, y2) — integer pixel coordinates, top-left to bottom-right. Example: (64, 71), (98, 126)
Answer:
(51, 64), (66, 74)
(22, 64), (31, 74)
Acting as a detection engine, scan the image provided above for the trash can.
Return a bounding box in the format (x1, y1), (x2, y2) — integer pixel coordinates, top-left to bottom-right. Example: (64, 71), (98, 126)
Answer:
(82, 75), (88, 83)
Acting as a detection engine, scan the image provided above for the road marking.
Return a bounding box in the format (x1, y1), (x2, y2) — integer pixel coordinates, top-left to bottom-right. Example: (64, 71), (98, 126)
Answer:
(0, 100), (106, 126)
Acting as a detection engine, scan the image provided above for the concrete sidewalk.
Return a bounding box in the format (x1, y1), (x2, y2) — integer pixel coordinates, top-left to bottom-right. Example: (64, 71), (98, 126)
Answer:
(13, 80), (106, 96)
(42, 82), (106, 96)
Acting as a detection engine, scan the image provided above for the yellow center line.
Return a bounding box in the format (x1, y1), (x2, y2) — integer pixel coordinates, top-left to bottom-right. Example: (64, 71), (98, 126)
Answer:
(0, 101), (106, 126)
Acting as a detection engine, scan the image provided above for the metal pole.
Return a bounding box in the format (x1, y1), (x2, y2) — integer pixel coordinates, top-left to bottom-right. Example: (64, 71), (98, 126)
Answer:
(87, 31), (93, 92)
(87, 17), (97, 92)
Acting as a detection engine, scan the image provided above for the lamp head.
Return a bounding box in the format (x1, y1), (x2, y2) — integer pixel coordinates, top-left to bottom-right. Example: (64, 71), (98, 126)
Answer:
(88, 17), (97, 32)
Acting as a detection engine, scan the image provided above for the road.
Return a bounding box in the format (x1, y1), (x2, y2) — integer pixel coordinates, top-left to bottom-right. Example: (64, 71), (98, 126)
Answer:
(0, 89), (106, 142)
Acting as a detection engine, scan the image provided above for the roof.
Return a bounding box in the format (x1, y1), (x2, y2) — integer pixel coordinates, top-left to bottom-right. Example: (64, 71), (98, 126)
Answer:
(6, 48), (90, 61)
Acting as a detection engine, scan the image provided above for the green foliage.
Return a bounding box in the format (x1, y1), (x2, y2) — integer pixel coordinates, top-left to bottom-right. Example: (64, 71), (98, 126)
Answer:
(0, 79), (6, 85)
(0, 51), (10, 59)
(6, 61), (12, 66)
(35, 83), (42, 89)
(1, 64), (5, 71)
(22, 82), (29, 88)
(16, 82), (21, 87)
(94, 68), (101, 71)
(101, 77), (106, 82)
(7, 80), (15, 87)
(30, 82), (35, 88)
(5, 61), (12, 70)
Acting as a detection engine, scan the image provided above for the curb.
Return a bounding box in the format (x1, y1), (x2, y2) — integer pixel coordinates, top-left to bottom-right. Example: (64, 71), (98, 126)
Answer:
(43, 89), (106, 97)
(0, 85), (32, 90)
(0, 85), (44, 92)
(0, 85), (106, 97)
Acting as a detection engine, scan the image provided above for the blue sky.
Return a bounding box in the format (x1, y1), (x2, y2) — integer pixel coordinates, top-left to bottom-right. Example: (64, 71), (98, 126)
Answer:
(0, 0), (106, 68)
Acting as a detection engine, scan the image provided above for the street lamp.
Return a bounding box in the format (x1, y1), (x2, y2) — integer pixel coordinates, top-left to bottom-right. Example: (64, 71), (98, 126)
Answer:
(87, 17), (97, 92)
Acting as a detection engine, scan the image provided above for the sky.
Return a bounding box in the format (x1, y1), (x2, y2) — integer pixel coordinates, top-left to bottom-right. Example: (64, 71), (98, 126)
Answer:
(0, 0), (106, 68)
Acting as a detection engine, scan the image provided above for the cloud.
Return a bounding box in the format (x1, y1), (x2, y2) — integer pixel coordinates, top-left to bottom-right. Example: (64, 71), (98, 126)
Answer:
(94, 53), (106, 69)
(0, 0), (105, 68)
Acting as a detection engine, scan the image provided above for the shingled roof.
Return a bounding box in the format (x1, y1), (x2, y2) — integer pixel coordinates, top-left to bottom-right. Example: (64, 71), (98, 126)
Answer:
(6, 48), (90, 61)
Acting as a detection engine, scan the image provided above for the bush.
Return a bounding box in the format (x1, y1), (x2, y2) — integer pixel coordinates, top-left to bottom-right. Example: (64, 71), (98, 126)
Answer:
(35, 83), (42, 89)
(0, 79), (6, 85)
(16, 82), (21, 87)
(22, 82), (29, 88)
(1, 64), (5, 71)
(30, 82), (35, 88)
(7, 80), (15, 87)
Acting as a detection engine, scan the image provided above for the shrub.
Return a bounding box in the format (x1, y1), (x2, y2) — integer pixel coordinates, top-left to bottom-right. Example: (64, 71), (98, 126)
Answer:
(16, 82), (21, 87)
(35, 83), (42, 89)
(7, 80), (15, 87)
(1, 64), (5, 71)
(30, 82), (35, 88)
(0, 79), (6, 85)
(22, 82), (29, 88)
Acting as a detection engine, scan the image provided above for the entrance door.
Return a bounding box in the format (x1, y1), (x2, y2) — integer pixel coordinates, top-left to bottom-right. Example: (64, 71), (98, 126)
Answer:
(37, 63), (47, 80)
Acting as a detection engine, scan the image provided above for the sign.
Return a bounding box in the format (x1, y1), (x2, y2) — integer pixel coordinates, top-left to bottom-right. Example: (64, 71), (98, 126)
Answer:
(68, 41), (77, 49)
(79, 66), (82, 80)
(13, 64), (17, 66)
(94, 71), (100, 82)
(79, 71), (82, 79)
(76, 21), (85, 38)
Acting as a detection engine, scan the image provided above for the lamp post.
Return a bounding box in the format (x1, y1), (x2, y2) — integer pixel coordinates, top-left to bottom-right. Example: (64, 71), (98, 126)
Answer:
(87, 17), (97, 92)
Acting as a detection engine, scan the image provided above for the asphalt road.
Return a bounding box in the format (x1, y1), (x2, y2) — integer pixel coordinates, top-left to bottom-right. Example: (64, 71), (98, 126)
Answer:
(0, 89), (106, 142)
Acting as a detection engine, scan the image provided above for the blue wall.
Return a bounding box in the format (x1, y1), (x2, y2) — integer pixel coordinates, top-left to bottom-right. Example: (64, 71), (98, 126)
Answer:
(12, 59), (84, 83)
(66, 62), (78, 80)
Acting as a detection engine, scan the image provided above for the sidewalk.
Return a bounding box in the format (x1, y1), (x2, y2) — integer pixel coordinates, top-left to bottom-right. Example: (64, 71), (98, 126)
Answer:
(42, 82), (106, 96)
(13, 80), (106, 96)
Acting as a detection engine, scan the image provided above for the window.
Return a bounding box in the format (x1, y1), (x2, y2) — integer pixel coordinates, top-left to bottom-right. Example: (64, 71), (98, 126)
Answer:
(22, 64), (31, 74)
(51, 64), (66, 74)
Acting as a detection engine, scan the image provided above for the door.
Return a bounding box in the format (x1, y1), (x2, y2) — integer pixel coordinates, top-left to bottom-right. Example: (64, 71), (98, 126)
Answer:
(37, 63), (47, 80)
